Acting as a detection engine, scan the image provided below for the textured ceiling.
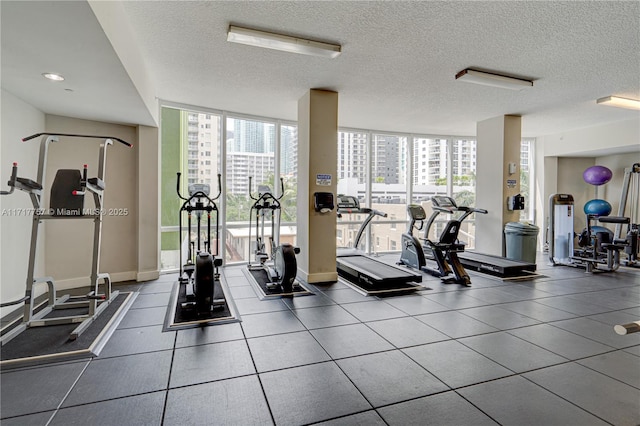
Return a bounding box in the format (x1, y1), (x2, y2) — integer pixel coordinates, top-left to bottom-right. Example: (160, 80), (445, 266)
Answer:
(2, 1), (639, 142)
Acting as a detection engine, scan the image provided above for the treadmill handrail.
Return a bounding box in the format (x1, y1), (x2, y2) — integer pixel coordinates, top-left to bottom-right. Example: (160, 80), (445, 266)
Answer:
(337, 205), (387, 249)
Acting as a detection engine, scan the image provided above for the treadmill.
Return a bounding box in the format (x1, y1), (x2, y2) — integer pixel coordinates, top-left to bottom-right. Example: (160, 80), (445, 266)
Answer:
(431, 197), (538, 280)
(336, 195), (423, 295)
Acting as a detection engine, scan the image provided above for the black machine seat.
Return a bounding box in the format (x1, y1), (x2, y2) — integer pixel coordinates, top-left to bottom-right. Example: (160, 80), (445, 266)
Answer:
(15, 177), (42, 191)
(425, 220), (466, 252)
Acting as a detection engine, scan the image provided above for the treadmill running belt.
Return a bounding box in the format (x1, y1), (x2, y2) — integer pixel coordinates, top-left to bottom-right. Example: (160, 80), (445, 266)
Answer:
(339, 256), (416, 280)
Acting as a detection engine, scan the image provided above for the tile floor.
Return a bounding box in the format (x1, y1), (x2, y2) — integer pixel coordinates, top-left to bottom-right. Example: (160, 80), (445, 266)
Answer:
(1, 254), (639, 425)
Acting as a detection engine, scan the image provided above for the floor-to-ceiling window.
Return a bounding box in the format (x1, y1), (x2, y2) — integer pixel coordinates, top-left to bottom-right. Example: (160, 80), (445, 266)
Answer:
(160, 103), (534, 270)
(336, 130), (368, 251)
(160, 106), (223, 271)
(370, 133), (408, 254)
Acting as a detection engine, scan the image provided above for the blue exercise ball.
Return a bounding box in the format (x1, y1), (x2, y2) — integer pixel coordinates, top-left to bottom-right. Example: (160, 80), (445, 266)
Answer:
(584, 199), (612, 216)
(583, 165), (613, 186)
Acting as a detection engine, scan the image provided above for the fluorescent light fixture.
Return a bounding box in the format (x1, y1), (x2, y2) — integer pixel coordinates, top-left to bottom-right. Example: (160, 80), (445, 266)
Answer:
(455, 69), (533, 90)
(42, 72), (65, 81)
(227, 25), (341, 58)
(596, 96), (640, 110)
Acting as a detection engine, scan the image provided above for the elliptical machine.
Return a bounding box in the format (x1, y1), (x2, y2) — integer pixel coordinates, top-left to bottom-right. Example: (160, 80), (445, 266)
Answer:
(176, 172), (224, 316)
(247, 177), (300, 293)
(399, 196), (487, 286)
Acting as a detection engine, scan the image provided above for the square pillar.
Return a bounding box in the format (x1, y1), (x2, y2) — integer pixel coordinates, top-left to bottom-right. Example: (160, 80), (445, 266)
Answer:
(475, 115), (522, 256)
(297, 89), (338, 283)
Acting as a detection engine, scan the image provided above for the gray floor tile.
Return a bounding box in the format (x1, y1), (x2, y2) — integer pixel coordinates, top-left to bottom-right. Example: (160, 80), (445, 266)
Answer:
(138, 280), (174, 294)
(0, 411), (53, 426)
(578, 350), (640, 389)
(291, 305), (360, 329)
(164, 375), (272, 426)
(247, 331), (330, 372)
(535, 295), (613, 316)
(229, 284), (258, 299)
(282, 293), (336, 309)
(498, 300), (578, 322)
(566, 290), (640, 310)
(525, 362), (640, 426)
(51, 392), (164, 426)
(377, 391), (498, 426)
(117, 306), (167, 329)
(510, 324), (616, 359)
(130, 292), (172, 309)
(170, 340), (255, 387)
(403, 340), (513, 388)
(381, 294), (450, 315)
(458, 305), (541, 330)
(241, 310), (306, 338)
(587, 310), (640, 328)
(175, 322), (245, 348)
(336, 350), (448, 407)
(624, 345), (640, 356)
(322, 288), (370, 304)
(0, 361), (88, 418)
(551, 317), (640, 348)
(458, 376), (609, 426)
(310, 323), (394, 359)
(459, 331), (567, 372)
(341, 300), (408, 322)
(233, 297), (288, 315)
(260, 362), (371, 425)
(423, 292), (490, 310)
(415, 310), (498, 338)
(99, 325), (175, 358)
(367, 317), (450, 348)
(62, 352), (172, 407)
(464, 287), (527, 304)
(313, 410), (386, 426)
(224, 274), (253, 287)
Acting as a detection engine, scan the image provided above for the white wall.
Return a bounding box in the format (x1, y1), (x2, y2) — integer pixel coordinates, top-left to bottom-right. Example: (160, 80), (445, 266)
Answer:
(0, 89), (46, 317)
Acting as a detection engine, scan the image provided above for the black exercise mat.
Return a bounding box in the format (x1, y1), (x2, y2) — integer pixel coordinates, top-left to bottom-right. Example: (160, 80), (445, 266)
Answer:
(243, 267), (314, 300)
(164, 277), (240, 331)
(0, 292), (136, 369)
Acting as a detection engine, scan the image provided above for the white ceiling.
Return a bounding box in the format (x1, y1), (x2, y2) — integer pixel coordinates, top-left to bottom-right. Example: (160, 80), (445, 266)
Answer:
(2, 1), (639, 144)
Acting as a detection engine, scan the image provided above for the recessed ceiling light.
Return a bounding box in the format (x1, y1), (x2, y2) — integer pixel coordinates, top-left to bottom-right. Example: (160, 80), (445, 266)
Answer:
(227, 25), (341, 58)
(42, 73), (65, 81)
(455, 69), (533, 91)
(596, 96), (640, 110)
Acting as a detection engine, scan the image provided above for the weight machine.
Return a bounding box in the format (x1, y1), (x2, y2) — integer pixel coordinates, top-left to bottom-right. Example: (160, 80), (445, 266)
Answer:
(0, 133), (131, 343)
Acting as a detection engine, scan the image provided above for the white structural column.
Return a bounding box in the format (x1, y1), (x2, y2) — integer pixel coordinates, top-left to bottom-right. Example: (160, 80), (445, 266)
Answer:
(297, 89), (339, 283)
(475, 115), (522, 256)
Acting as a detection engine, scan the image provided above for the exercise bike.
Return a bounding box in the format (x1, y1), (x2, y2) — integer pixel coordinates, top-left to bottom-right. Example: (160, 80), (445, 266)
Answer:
(399, 196), (487, 286)
(176, 172), (224, 316)
(247, 177), (300, 293)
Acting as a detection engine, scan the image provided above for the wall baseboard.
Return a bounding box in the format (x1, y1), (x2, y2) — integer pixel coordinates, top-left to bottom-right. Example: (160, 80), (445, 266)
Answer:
(137, 270), (160, 282)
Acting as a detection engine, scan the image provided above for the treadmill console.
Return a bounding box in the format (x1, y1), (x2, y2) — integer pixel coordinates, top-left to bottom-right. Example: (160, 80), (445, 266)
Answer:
(337, 194), (360, 210)
(431, 196), (457, 209)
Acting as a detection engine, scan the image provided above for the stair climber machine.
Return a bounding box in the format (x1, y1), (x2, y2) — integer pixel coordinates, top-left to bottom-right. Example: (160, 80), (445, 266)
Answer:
(245, 177), (306, 297)
(175, 172), (225, 318)
(336, 195), (422, 295)
(399, 196), (487, 286)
